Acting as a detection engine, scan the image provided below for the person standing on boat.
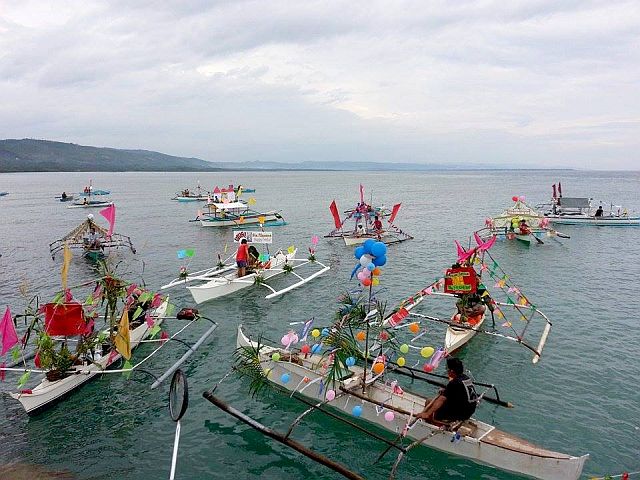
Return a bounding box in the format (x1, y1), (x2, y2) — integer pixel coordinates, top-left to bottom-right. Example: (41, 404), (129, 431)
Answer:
(236, 238), (249, 277)
(595, 205), (604, 217)
(416, 357), (478, 425)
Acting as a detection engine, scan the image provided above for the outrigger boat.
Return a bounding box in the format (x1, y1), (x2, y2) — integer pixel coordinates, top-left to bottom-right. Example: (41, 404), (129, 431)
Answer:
(1, 272), (219, 415)
(197, 201), (285, 227)
(67, 197), (113, 209)
(326, 187), (413, 246)
(0, 192), (8, 197)
(49, 214), (135, 262)
(479, 196), (569, 244)
(391, 234), (552, 359)
(161, 230), (329, 304)
(172, 183), (210, 202)
(537, 183), (639, 226)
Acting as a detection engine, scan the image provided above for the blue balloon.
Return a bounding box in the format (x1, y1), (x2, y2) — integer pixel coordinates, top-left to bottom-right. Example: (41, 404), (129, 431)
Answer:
(321, 328), (330, 337)
(373, 255), (387, 267)
(371, 241), (387, 257)
(352, 405), (363, 417)
(367, 262), (375, 271)
(345, 356), (356, 367)
(281, 373), (290, 384)
(363, 239), (376, 254)
(354, 246), (365, 259)
(311, 344), (322, 354)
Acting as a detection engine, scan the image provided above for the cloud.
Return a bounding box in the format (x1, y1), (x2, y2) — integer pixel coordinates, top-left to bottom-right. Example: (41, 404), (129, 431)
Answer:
(1, 0), (639, 169)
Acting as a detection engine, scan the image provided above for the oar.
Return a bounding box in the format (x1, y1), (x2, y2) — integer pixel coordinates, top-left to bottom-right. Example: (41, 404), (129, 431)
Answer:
(555, 231), (570, 239)
(530, 233), (544, 245)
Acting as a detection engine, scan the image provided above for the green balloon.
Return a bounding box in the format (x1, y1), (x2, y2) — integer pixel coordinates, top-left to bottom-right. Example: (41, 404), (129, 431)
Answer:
(271, 352), (281, 362)
(400, 344), (409, 354)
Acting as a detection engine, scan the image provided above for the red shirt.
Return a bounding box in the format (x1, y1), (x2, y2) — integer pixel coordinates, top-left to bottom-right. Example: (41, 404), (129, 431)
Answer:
(236, 243), (249, 261)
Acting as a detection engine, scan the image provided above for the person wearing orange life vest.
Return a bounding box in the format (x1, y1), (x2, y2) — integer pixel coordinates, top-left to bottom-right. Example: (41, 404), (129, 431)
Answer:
(518, 219), (531, 235)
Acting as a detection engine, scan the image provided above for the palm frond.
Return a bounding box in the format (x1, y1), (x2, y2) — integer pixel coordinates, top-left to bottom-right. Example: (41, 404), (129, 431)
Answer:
(233, 336), (272, 397)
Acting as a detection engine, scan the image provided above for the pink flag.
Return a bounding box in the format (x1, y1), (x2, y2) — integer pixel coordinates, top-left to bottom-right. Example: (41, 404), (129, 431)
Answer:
(388, 203), (401, 224)
(99, 204), (116, 238)
(0, 307), (18, 356)
(359, 184), (364, 203)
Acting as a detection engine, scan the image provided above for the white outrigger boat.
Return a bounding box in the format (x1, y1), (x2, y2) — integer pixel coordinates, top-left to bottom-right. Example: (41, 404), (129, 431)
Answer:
(197, 201), (285, 227)
(326, 189), (413, 246)
(161, 231), (329, 303)
(172, 184), (210, 202)
(231, 325), (587, 480)
(67, 197), (113, 209)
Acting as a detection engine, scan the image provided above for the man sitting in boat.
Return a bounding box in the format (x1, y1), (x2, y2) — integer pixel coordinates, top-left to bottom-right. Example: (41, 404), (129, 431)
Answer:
(236, 238), (249, 277)
(85, 227), (102, 249)
(454, 293), (485, 326)
(518, 219), (531, 235)
(247, 245), (260, 269)
(595, 205), (604, 217)
(83, 197), (89, 205)
(416, 358), (479, 426)
(61, 191), (67, 199)
(373, 215), (383, 234)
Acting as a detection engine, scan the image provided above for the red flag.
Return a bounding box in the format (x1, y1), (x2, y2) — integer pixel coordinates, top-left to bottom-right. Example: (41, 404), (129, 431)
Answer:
(359, 184), (364, 203)
(388, 203), (401, 224)
(99, 204), (116, 238)
(552, 184), (557, 199)
(558, 182), (562, 197)
(329, 200), (342, 229)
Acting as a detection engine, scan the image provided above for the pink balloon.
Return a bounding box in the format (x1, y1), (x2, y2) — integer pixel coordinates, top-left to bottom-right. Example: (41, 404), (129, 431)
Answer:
(326, 389), (336, 401)
(384, 411), (395, 422)
(519, 195), (526, 201)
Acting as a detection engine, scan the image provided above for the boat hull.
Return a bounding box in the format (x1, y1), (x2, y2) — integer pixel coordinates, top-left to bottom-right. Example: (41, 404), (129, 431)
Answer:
(236, 326), (588, 480)
(187, 252), (294, 303)
(445, 315), (485, 352)
(173, 196), (208, 202)
(199, 212), (281, 227)
(9, 301), (168, 414)
(67, 201), (113, 209)
(547, 215), (640, 226)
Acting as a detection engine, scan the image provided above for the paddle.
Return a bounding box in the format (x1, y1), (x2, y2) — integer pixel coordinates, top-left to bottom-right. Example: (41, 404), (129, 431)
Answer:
(530, 233), (544, 245)
(555, 231), (570, 239)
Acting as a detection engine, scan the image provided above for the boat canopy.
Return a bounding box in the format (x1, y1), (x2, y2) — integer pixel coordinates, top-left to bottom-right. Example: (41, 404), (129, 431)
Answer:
(207, 201), (247, 210)
(558, 197), (590, 208)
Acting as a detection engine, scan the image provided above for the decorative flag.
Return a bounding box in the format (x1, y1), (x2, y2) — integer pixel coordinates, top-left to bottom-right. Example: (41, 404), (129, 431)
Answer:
(329, 200), (341, 229)
(122, 360), (132, 379)
(552, 184), (557, 199)
(287, 245), (295, 254)
(258, 216), (265, 224)
(247, 197), (256, 205)
(359, 184), (364, 203)
(177, 249), (195, 259)
(114, 309), (131, 360)
(1, 307), (19, 355)
(224, 243), (228, 253)
(213, 186), (221, 194)
(238, 216), (245, 224)
(160, 331), (170, 343)
(99, 204), (116, 238)
(311, 235), (319, 245)
(299, 318), (314, 341)
(388, 203), (401, 224)
(61, 242), (72, 291)
(0, 362), (5, 381)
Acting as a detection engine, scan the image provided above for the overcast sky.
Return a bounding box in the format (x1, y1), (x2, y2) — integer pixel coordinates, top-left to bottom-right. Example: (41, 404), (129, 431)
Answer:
(1, 1), (639, 169)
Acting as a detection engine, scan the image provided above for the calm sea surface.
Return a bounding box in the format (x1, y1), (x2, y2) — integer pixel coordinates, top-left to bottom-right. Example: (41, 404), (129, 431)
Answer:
(0, 170), (639, 479)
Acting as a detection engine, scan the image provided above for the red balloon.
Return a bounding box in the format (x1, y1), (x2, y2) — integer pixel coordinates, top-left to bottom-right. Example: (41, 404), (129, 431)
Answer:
(362, 278), (372, 287)
(301, 344), (311, 354)
(423, 364), (434, 373)
(512, 196), (519, 201)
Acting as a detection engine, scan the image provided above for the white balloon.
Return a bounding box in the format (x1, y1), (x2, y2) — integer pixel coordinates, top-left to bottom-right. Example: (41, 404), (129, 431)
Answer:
(360, 254), (372, 267)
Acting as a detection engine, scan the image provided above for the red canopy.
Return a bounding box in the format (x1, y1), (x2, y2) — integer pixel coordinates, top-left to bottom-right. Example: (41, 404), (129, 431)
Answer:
(43, 303), (90, 336)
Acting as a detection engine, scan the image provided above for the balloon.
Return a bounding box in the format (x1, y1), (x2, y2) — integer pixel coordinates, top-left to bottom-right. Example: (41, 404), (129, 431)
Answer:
(409, 323), (420, 334)
(367, 262), (375, 271)
(384, 411), (395, 422)
(373, 362), (384, 374)
(519, 195), (526, 201)
(311, 344), (322, 354)
(371, 241), (387, 257)
(372, 267), (381, 276)
(362, 278), (372, 287)
(311, 329), (320, 338)
(281, 373), (290, 383)
(512, 196), (519, 201)
(301, 344), (311, 354)
(397, 357), (406, 367)
(360, 255), (372, 267)
(271, 352), (281, 362)
(372, 278), (380, 286)
(356, 331), (366, 341)
(373, 255), (387, 267)
(363, 239), (376, 254)
(399, 344), (409, 354)
(357, 270), (367, 281)
(345, 356), (356, 367)
(379, 331), (389, 341)
(352, 405), (363, 417)
(420, 346), (435, 358)
(423, 364), (434, 373)
(354, 246), (365, 259)
(321, 328), (330, 337)
(326, 389), (336, 401)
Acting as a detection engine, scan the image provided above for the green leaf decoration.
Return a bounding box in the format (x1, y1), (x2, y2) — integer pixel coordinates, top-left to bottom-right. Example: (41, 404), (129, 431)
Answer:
(122, 360), (132, 380)
(18, 371), (31, 388)
(11, 346), (21, 362)
(166, 303), (176, 317)
(185, 249), (195, 257)
(132, 306), (144, 320)
(138, 291), (153, 304)
(506, 297), (514, 305)
(149, 325), (161, 339)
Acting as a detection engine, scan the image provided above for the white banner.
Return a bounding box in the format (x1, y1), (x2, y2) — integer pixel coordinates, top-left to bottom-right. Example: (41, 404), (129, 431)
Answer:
(233, 230), (273, 244)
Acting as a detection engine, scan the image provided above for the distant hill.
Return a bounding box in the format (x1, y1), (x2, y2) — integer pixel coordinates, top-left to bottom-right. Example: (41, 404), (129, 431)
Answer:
(0, 138), (543, 172)
(0, 139), (230, 172)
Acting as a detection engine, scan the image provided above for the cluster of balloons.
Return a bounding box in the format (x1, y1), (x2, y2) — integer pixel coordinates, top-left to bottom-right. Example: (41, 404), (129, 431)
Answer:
(353, 239), (387, 287)
(511, 195), (526, 202)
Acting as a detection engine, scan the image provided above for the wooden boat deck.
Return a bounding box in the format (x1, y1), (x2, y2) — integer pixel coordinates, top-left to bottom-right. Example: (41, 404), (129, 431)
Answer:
(482, 428), (573, 459)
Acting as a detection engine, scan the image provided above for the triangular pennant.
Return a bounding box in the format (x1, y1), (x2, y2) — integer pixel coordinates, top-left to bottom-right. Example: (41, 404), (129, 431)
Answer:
(114, 309), (131, 360)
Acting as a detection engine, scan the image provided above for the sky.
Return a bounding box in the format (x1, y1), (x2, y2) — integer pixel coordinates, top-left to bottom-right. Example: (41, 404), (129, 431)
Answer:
(1, 0), (639, 169)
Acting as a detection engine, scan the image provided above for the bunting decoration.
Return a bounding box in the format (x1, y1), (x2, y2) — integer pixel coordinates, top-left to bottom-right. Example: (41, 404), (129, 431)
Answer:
(61, 242), (72, 291)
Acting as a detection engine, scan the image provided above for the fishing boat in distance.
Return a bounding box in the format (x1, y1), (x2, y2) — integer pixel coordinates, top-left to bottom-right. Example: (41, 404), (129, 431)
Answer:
(0, 192), (9, 197)
(172, 183), (209, 202)
(161, 230), (328, 303)
(197, 201), (284, 227)
(538, 182), (640, 226)
(479, 195), (569, 245)
(49, 214), (135, 262)
(325, 186), (413, 246)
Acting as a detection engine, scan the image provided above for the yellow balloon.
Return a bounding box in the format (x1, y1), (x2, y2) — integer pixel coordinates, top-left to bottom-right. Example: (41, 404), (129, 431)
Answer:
(372, 278), (380, 286)
(420, 346), (435, 358)
(311, 329), (320, 338)
(397, 357), (406, 367)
